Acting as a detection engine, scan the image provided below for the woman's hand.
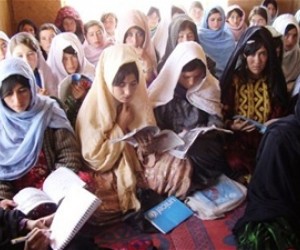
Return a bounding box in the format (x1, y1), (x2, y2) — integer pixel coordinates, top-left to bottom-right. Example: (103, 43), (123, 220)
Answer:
(37, 88), (49, 96)
(71, 83), (87, 100)
(0, 199), (16, 210)
(24, 228), (51, 250)
(135, 131), (158, 155)
(231, 118), (256, 132)
(117, 103), (134, 132)
(26, 213), (54, 231)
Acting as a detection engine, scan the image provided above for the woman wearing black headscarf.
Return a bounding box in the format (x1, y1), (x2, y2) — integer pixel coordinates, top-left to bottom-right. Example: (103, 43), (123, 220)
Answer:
(220, 26), (288, 176)
(233, 90), (300, 249)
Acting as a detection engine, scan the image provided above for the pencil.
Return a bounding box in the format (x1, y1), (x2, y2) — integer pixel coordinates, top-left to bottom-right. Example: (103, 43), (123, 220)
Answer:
(11, 229), (51, 245)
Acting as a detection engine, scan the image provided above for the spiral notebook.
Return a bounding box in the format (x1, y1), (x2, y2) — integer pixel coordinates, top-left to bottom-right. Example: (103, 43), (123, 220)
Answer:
(50, 186), (101, 250)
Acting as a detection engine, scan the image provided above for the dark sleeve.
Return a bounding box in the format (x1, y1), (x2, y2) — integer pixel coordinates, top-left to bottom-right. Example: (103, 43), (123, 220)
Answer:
(0, 208), (26, 249)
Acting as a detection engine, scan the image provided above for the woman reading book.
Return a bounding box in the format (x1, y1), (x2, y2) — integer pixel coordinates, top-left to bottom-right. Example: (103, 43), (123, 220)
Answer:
(0, 57), (84, 210)
(220, 26), (288, 177)
(76, 44), (192, 225)
(148, 41), (231, 191)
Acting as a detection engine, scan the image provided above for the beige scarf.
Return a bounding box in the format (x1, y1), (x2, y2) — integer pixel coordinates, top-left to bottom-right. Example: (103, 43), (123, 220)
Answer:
(76, 44), (156, 211)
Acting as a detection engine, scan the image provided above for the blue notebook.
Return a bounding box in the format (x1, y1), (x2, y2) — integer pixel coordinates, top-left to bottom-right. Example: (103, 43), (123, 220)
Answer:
(144, 196), (193, 234)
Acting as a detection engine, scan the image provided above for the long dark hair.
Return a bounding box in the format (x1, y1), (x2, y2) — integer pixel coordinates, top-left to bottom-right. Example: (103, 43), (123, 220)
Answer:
(220, 26), (288, 108)
(112, 62), (139, 86)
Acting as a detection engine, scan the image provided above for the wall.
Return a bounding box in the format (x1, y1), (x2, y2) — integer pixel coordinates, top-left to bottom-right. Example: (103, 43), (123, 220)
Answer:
(0, 0), (13, 36)
(11, 0), (61, 35)
(228, 0), (300, 21)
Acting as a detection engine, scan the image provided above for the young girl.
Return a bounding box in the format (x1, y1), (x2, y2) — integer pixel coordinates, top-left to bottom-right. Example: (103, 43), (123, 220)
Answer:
(9, 32), (58, 96)
(273, 14), (300, 94)
(76, 44), (191, 224)
(0, 57), (83, 203)
(149, 41), (231, 190)
(248, 6), (269, 27)
(47, 32), (95, 83)
(38, 23), (60, 60)
(54, 6), (85, 43)
(47, 32), (95, 126)
(83, 20), (112, 66)
(117, 9), (157, 85)
(198, 5), (235, 79)
(225, 4), (247, 42)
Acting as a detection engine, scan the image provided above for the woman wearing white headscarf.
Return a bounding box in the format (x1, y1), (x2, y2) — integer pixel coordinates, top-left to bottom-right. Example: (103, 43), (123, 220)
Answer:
(0, 57), (82, 201)
(116, 9), (157, 85)
(149, 41), (230, 190)
(0, 31), (9, 61)
(273, 14), (300, 94)
(47, 32), (95, 83)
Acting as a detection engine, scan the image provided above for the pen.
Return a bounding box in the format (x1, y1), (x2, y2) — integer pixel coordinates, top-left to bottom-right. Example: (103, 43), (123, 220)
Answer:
(11, 229), (51, 245)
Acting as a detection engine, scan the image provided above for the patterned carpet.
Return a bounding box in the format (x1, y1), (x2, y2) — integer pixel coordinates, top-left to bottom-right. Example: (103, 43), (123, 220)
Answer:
(91, 203), (246, 250)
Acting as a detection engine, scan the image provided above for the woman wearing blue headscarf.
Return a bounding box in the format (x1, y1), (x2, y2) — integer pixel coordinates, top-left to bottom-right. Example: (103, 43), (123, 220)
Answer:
(0, 57), (83, 203)
(198, 5), (235, 79)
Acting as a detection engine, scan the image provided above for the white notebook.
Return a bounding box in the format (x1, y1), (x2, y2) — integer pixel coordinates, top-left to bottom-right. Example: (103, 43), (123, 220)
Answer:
(50, 186), (101, 250)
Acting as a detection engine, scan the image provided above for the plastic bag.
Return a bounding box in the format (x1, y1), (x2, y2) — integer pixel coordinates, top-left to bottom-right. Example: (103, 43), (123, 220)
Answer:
(185, 174), (246, 220)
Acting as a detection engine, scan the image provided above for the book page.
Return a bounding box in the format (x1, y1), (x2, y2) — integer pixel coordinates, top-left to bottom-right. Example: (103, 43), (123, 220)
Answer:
(42, 167), (86, 204)
(169, 125), (233, 159)
(13, 187), (56, 215)
(152, 130), (184, 152)
(110, 125), (160, 146)
(50, 186), (101, 250)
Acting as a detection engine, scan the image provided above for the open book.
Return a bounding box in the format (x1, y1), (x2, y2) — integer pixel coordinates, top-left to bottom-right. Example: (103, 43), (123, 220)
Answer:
(144, 196), (193, 234)
(169, 125), (233, 159)
(13, 167), (86, 217)
(14, 167), (101, 250)
(50, 186), (101, 250)
(111, 125), (185, 152)
(111, 125), (232, 159)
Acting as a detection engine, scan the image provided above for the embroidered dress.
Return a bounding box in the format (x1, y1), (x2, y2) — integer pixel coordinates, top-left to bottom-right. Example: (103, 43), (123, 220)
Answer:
(220, 26), (288, 174)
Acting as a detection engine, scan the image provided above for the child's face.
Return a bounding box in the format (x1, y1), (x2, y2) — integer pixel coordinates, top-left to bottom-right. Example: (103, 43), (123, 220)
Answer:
(112, 73), (138, 103)
(125, 27), (145, 48)
(177, 28), (196, 44)
(63, 17), (77, 33)
(249, 14), (267, 27)
(86, 25), (105, 48)
(207, 12), (223, 31)
(39, 29), (56, 53)
(267, 3), (277, 18)
(284, 27), (298, 51)
(178, 67), (206, 89)
(227, 10), (242, 28)
(3, 83), (31, 113)
(62, 52), (79, 74)
(12, 44), (38, 71)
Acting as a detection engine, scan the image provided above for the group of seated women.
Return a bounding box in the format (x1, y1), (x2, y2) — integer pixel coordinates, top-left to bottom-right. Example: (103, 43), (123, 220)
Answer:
(0, 2), (300, 250)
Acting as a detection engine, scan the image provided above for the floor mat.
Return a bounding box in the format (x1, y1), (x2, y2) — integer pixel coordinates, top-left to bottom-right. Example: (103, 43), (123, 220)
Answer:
(91, 203), (246, 250)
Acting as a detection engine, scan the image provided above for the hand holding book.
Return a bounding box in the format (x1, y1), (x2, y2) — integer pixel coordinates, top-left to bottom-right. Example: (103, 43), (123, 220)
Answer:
(232, 115), (267, 134)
